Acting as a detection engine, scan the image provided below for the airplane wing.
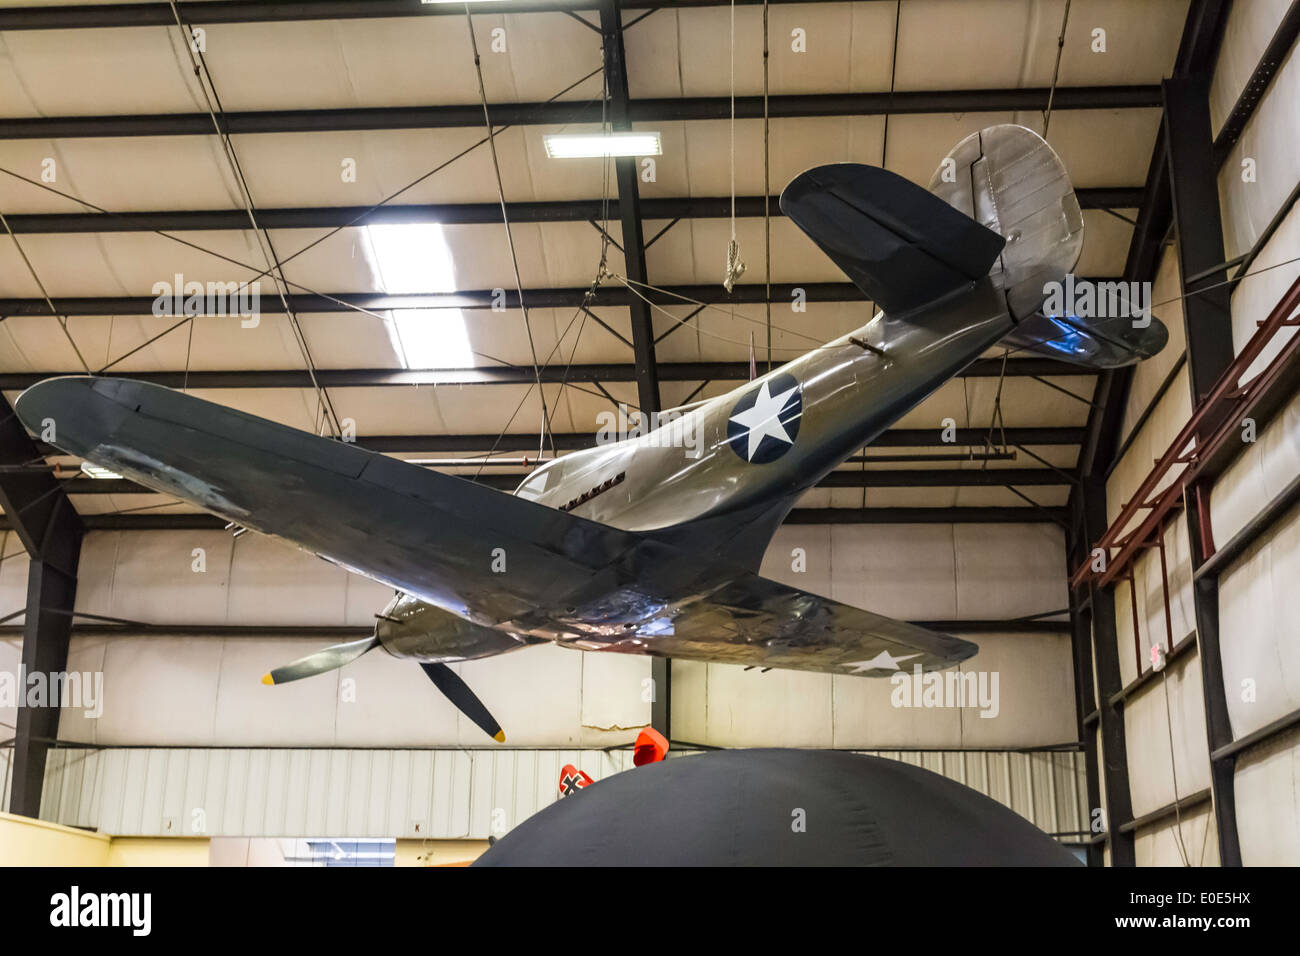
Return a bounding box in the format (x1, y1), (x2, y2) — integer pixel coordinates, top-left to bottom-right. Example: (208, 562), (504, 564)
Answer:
(15, 376), (648, 626)
(15, 376), (975, 674)
(597, 569), (977, 674)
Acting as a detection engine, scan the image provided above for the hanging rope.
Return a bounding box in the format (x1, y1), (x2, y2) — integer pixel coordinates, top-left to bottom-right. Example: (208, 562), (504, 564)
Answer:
(0, 210), (92, 375)
(465, 5), (556, 458)
(167, 1), (343, 439)
(762, 0), (771, 370)
(1042, 0), (1072, 139)
(724, 0), (746, 292)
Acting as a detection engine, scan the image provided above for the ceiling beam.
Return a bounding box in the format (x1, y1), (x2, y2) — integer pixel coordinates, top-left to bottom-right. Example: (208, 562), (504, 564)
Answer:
(0, 278), (1122, 316)
(62, 467), (1073, 496)
(0, 506), (1068, 531)
(33, 426), (1082, 458)
(0, 188), (1142, 235)
(0, 87), (1162, 141)
(0, 0), (914, 31)
(600, 0), (659, 414)
(0, 358), (1086, 391)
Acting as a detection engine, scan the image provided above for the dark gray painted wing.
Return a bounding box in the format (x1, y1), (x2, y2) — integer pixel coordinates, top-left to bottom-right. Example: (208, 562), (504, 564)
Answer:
(14, 376), (645, 624)
(613, 570), (977, 674)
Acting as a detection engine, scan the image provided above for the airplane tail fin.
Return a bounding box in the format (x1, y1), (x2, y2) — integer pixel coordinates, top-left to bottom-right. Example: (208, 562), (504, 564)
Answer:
(783, 124), (1167, 368)
(929, 124), (1167, 368)
(927, 124), (1085, 321)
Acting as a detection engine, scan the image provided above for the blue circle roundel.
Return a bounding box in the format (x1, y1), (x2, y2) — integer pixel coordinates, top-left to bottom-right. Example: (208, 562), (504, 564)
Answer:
(726, 373), (803, 463)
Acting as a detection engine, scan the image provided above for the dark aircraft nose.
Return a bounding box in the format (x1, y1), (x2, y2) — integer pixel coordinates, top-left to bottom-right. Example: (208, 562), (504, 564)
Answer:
(14, 376), (137, 456)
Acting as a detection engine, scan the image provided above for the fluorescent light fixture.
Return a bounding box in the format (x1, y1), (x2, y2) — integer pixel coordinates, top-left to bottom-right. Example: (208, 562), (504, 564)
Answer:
(80, 462), (123, 480)
(543, 132), (662, 159)
(363, 222), (474, 370)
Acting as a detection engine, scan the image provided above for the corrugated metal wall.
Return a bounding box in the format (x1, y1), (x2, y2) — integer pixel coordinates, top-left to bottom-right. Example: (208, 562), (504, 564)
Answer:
(41, 746), (1087, 841)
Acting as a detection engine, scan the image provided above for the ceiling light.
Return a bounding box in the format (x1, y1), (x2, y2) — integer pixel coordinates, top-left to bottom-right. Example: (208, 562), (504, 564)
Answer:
(390, 309), (475, 370)
(543, 132), (662, 159)
(365, 222), (457, 295)
(80, 462), (123, 480)
(363, 223), (474, 370)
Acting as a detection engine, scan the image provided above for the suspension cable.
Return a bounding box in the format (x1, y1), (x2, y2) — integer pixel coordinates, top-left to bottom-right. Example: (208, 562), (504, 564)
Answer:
(1043, 0), (1073, 139)
(463, 4), (556, 457)
(167, 1), (342, 438)
(763, 0), (771, 371)
(0, 210), (91, 374)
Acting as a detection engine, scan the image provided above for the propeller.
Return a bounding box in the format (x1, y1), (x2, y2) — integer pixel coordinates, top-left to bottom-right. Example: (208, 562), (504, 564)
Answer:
(260, 637), (505, 742)
(420, 662), (505, 743)
(261, 635), (379, 685)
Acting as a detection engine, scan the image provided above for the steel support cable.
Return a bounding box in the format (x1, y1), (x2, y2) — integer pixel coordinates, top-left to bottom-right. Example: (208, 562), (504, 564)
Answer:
(1042, 0), (1073, 139)
(538, 51), (616, 444)
(464, 4), (555, 458)
(237, 65), (605, 284)
(474, 43), (619, 480)
(0, 172), (621, 418)
(608, 272), (837, 349)
(0, 210), (92, 374)
(0, 167), (565, 380)
(0, 57), (605, 374)
(763, 0), (772, 372)
(723, 0), (745, 293)
(167, 1), (342, 438)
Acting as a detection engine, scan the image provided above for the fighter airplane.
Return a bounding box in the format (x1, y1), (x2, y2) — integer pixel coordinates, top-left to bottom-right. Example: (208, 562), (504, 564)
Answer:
(15, 125), (1167, 742)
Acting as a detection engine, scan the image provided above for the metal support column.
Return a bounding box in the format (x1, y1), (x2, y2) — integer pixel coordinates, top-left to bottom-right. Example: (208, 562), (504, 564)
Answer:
(599, 0), (668, 738)
(1163, 76), (1237, 407)
(1163, 73), (1242, 866)
(0, 393), (83, 817)
(1082, 478), (1136, 865)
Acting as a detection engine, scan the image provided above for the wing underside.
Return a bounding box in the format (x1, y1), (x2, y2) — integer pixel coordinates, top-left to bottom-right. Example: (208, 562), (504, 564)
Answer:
(594, 572), (977, 674)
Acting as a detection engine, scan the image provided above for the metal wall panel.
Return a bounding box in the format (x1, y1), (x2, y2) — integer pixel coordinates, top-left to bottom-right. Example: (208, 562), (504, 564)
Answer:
(41, 746), (1086, 842)
(1234, 725), (1300, 864)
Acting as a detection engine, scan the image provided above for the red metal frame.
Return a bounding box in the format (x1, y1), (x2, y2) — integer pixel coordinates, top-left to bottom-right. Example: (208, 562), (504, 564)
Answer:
(1072, 273), (1300, 591)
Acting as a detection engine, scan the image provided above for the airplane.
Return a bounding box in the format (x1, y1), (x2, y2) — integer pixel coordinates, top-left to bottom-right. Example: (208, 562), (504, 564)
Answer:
(14, 124), (1167, 743)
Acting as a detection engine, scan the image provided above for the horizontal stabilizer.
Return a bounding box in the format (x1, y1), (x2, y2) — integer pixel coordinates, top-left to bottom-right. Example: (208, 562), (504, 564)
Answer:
(1003, 309), (1169, 369)
(780, 163), (1005, 316)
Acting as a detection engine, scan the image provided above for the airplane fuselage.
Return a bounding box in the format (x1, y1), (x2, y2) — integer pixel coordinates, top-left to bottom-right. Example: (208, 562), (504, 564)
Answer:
(516, 277), (1014, 559)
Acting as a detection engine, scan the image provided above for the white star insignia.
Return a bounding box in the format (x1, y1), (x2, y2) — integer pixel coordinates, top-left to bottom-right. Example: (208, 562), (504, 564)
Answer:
(842, 650), (921, 673)
(729, 380), (800, 461)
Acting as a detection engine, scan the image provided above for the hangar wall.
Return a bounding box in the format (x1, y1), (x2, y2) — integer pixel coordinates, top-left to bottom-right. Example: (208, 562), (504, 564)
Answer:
(1094, 0), (1300, 865)
(44, 522), (1073, 752)
(38, 746), (1085, 842)
(4, 519), (1080, 837)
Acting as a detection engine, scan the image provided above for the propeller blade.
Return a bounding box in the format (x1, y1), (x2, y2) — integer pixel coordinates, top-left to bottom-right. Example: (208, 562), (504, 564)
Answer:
(261, 635), (379, 685)
(420, 662), (505, 743)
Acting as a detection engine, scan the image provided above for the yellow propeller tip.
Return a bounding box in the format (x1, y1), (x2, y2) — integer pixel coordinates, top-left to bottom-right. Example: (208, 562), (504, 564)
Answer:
(493, 730), (506, 743)
(261, 673), (275, 686)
